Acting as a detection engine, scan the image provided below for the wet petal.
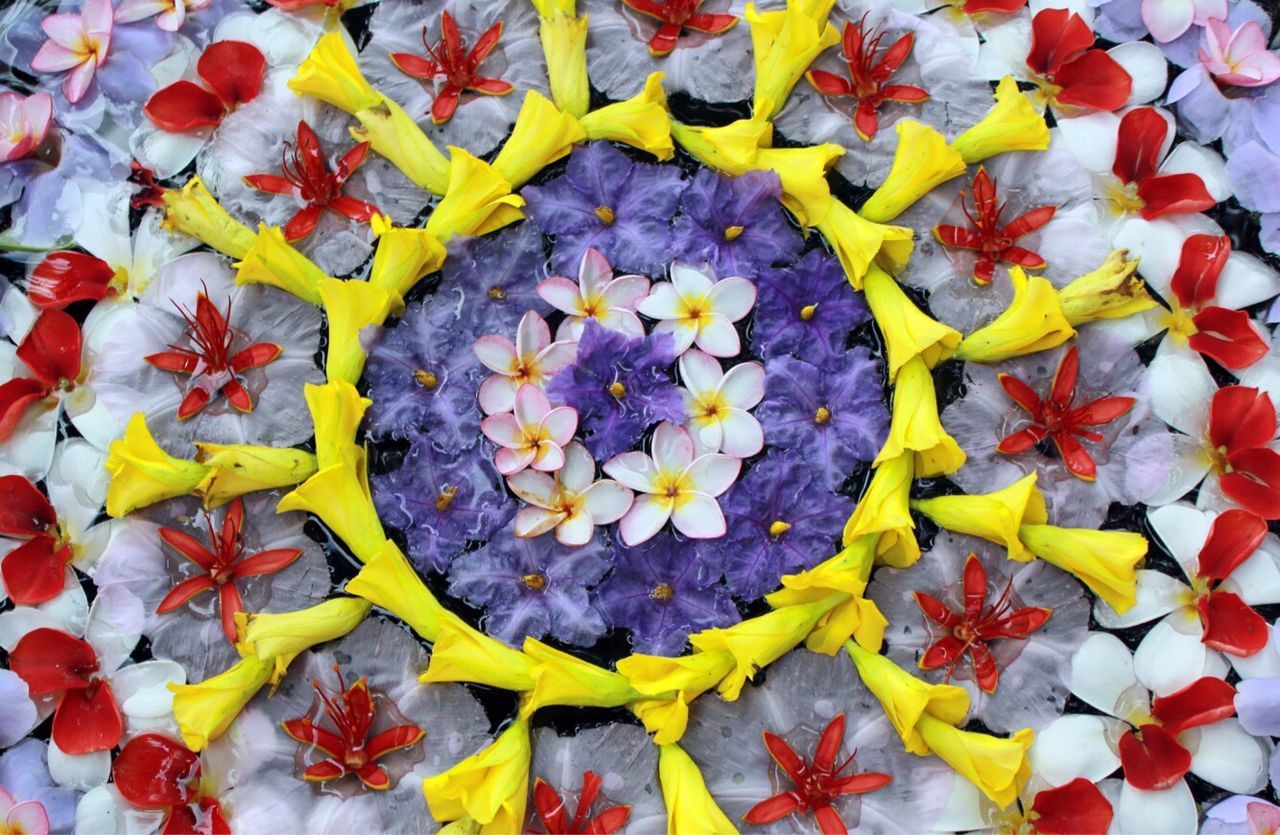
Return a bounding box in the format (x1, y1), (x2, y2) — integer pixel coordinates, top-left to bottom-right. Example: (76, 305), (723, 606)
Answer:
(652, 422), (695, 472)
(619, 494), (673, 546)
(580, 480), (633, 525)
(707, 276), (757, 321)
(694, 313), (740, 357)
(671, 492), (726, 539)
(684, 454), (740, 497)
(678, 349), (723, 397)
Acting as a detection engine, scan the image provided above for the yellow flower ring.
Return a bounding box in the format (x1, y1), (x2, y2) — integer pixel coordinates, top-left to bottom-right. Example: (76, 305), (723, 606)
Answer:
(101, 6), (1162, 830)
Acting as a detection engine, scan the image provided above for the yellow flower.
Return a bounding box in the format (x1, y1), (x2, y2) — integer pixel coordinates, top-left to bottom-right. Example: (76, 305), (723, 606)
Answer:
(537, 10), (590, 118)
(1057, 249), (1156, 326)
(237, 597), (371, 660)
(955, 267), (1076, 363)
(911, 473), (1047, 562)
(168, 655), (275, 751)
(579, 72), (674, 160)
(161, 177), (257, 259)
(875, 355), (966, 477)
(492, 91), (587, 188)
(518, 639), (642, 717)
(192, 443), (317, 509)
(427, 148), (526, 243)
(234, 225), (331, 306)
(754, 144), (843, 226)
(844, 641), (968, 755)
(813, 200), (913, 289)
(349, 95), (452, 195)
(346, 540), (461, 640)
(841, 453), (920, 568)
(863, 264), (960, 381)
(860, 120), (966, 223)
(748, 0), (838, 121)
(951, 77), (1049, 164)
(671, 117), (772, 174)
(768, 535), (876, 607)
(304, 381), (370, 471)
(617, 652), (735, 742)
(420, 618), (537, 690)
(808, 595), (887, 655)
(277, 457), (386, 563)
(423, 718), (531, 832)
(918, 716), (1033, 809)
(1019, 525), (1147, 614)
(105, 413), (209, 518)
(658, 744), (737, 835)
(318, 277), (398, 385)
(368, 215), (447, 299)
(289, 32), (381, 114)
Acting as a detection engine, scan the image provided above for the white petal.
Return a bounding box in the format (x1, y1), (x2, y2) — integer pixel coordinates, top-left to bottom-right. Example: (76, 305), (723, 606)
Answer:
(717, 409), (764, 459)
(678, 349), (723, 398)
(1055, 111), (1121, 174)
(671, 493), (727, 539)
(1161, 142), (1230, 203)
(1094, 570), (1190, 629)
(514, 506), (564, 538)
(75, 785), (127, 835)
(0, 669), (37, 746)
(516, 310), (552, 358)
(537, 275), (588, 315)
(1148, 336), (1216, 436)
(558, 442), (596, 494)
(580, 480), (633, 525)
(1228, 536), (1280, 606)
(47, 439), (107, 538)
(619, 494), (673, 546)
(1108, 41), (1168, 105)
(1216, 251), (1280, 311)
(0, 606), (70, 651)
(653, 318), (697, 355)
(1188, 719), (1271, 793)
(652, 421), (696, 472)
(684, 454), (741, 497)
(576, 247), (613, 299)
(109, 659), (185, 729)
(603, 451), (661, 493)
(1133, 615), (1211, 696)
(507, 470), (560, 509)
(1112, 216), (1191, 299)
(718, 361), (765, 410)
(1147, 504), (1213, 580)
(687, 414), (723, 457)
(668, 262), (715, 303)
(84, 584), (144, 673)
(636, 282), (684, 319)
(694, 313), (741, 358)
(1070, 632), (1143, 718)
(707, 276), (756, 321)
(47, 740), (109, 790)
(1144, 433), (1214, 507)
(554, 510), (594, 546)
(1117, 781), (1197, 835)
(1029, 714), (1124, 785)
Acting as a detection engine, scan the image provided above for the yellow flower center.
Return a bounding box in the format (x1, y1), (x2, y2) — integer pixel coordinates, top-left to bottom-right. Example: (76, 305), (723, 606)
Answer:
(521, 573), (547, 591)
(488, 286), (507, 300)
(799, 304), (817, 321)
(1103, 178), (1146, 216)
(768, 520), (791, 537)
(609, 381), (626, 398)
(650, 583), (674, 601)
(594, 205), (616, 225)
(723, 225), (745, 241)
(1159, 305), (1199, 344)
(435, 485), (458, 511)
(814, 406), (831, 424)
(413, 368), (439, 389)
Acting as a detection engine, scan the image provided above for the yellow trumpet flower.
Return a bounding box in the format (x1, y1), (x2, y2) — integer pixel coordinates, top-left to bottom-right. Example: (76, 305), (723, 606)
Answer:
(234, 225), (331, 306)
(105, 413), (209, 518)
(168, 654), (275, 751)
(236, 597), (371, 661)
(161, 177), (256, 259)
(911, 474), (1047, 562)
(318, 277), (398, 385)
(814, 200), (914, 289)
(844, 640), (968, 755)
(347, 540), (462, 642)
(348, 95), (452, 195)
(863, 264), (960, 380)
(1056, 249), (1156, 326)
(579, 72), (674, 160)
(192, 443), (317, 509)
(951, 76), (1050, 164)
(917, 715), (1033, 809)
(427, 148), (526, 243)
(368, 215), (447, 299)
(671, 117), (772, 174)
(420, 618), (537, 690)
(289, 31), (381, 113)
(618, 652), (735, 742)
(491, 91), (586, 188)
(423, 718), (531, 833)
(860, 120), (966, 223)
(754, 143), (843, 226)
(841, 453), (920, 568)
(955, 267), (1075, 363)
(805, 594), (888, 655)
(874, 355), (966, 477)
(305, 380), (370, 471)
(536, 7), (590, 117)
(518, 639), (642, 717)
(768, 535), (876, 607)
(748, 0), (838, 121)
(658, 744), (737, 834)
(1019, 525), (1147, 614)
(276, 457), (386, 563)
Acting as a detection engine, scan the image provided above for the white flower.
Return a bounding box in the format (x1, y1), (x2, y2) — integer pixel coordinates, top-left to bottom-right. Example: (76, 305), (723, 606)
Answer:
(636, 262), (756, 357)
(536, 248), (651, 341)
(474, 310), (577, 415)
(678, 349), (765, 458)
(507, 442), (633, 546)
(481, 384), (579, 476)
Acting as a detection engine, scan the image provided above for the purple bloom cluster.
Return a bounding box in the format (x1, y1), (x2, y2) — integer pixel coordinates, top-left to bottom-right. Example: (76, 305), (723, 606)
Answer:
(670, 169), (802, 278)
(753, 249), (871, 369)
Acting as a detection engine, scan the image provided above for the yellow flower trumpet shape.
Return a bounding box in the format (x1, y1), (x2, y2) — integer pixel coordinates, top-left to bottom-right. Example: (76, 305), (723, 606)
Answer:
(277, 455), (386, 563)
(161, 177), (256, 259)
(842, 453), (920, 568)
(748, 0), (838, 121)
(911, 473), (1047, 562)
(368, 215), (447, 299)
(347, 540), (462, 641)
(193, 443), (317, 509)
(234, 225), (331, 306)
(671, 116), (772, 174)
(305, 380), (370, 471)
(755, 143), (844, 227)
(950, 76), (1050, 164)
(105, 413), (210, 517)
(420, 618), (537, 691)
(289, 31), (381, 113)
(1018, 525), (1148, 614)
(319, 277), (398, 385)
(236, 597), (371, 661)
(1056, 249), (1156, 326)
(863, 264), (960, 380)
(768, 535), (877, 607)
(168, 654), (275, 751)
(917, 715), (1033, 809)
(844, 641), (968, 754)
(814, 199), (914, 289)
(805, 594), (888, 655)
(860, 120), (966, 223)
(954, 267), (1076, 363)
(579, 73), (674, 160)
(658, 744), (737, 834)
(618, 652), (736, 743)
(348, 95), (452, 195)
(534, 3), (589, 118)
(492, 91), (586, 188)
(423, 718), (531, 833)
(518, 639), (642, 717)
(874, 355), (966, 477)
(427, 148), (526, 243)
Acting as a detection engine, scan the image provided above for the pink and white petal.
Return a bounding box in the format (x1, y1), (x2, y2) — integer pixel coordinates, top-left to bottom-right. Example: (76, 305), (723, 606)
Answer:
(1160, 142), (1230, 203)
(38, 14), (88, 49)
(718, 361), (765, 410)
(515, 384), (553, 429)
(1189, 0), (1227, 25)
(653, 318), (698, 355)
(61, 60), (98, 104)
(580, 480), (633, 525)
(558, 442), (596, 494)
(595, 308), (645, 337)
(577, 248), (613, 299)
(1187, 719), (1271, 794)
(600, 275), (651, 310)
(30, 41), (83, 73)
(1216, 251), (1280, 311)
(718, 409), (764, 459)
(671, 492), (727, 539)
(514, 506), (564, 538)
(687, 415), (723, 457)
(1029, 714), (1124, 785)
(652, 421), (696, 472)
(1148, 337), (1217, 436)
(554, 510), (595, 547)
(85, 584), (144, 673)
(481, 412), (523, 448)
(114, 0), (167, 23)
(495, 446), (536, 476)
(668, 262), (715, 304)
(684, 453), (741, 497)
(707, 276), (757, 322)
(1133, 614), (1213, 696)
(1147, 504), (1213, 581)
(619, 494), (673, 546)
(678, 349), (723, 398)
(636, 282), (684, 320)
(109, 659), (185, 732)
(603, 451), (661, 492)
(555, 316), (586, 343)
(506, 470), (560, 508)
(536, 276), (589, 316)
(1054, 111), (1121, 175)
(694, 313), (741, 358)
(1108, 41), (1168, 105)
(1141, 0), (1194, 42)
(1070, 632), (1143, 717)
(82, 0), (113, 37)
(540, 407), (579, 446)
(516, 310), (552, 357)
(1117, 781), (1196, 835)
(473, 334), (519, 375)
(537, 340), (579, 376)
(6, 801), (49, 834)
(532, 441), (566, 473)
(47, 741), (109, 790)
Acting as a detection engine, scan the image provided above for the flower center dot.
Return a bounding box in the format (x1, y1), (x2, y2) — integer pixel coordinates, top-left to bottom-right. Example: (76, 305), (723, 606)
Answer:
(769, 520), (791, 537)
(413, 368), (438, 389)
(436, 485), (458, 511)
(521, 573), (547, 591)
(609, 381), (626, 398)
(650, 583), (674, 601)
(488, 286), (507, 300)
(799, 304), (817, 321)
(723, 225), (744, 241)
(594, 205), (615, 225)
(814, 406), (831, 424)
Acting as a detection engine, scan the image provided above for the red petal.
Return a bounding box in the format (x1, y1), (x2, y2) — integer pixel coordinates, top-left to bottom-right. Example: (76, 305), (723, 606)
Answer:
(1027, 8), (1095, 75)
(356, 763), (391, 790)
(1052, 50), (1132, 112)
(1138, 172), (1217, 220)
(1114, 108), (1169, 184)
(1118, 725), (1191, 790)
(145, 350), (199, 374)
(999, 245), (1046, 270)
(807, 70), (854, 97)
(813, 713), (845, 773)
(648, 22), (682, 57)
(334, 142), (370, 184)
(963, 0), (1027, 11)
(1150, 676), (1236, 735)
(854, 100), (879, 143)
(430, 86), (463, 124)
(221, 379), (254, 413)
(1029, 778), (1114, 835)
(577, 770), (604, 825)
(0, 474), (57, 535)
(1054, 432), (1098, 481)
(144, 81), (227, 132)
(198, 41), (266, 110)
(1196, 508), (1268, 582)
(0, 378), (50, 442)
(8, 628), (98, 696)
(744, 793), (803, 825)
(879, 84), (929, 104)
(1209, 386), (1275, 453)
(933, 224), (983, 250)
(1072, 395), (1136, 426)
(302, 760), (346, 782)
(996, 425), (1049, 455)
(364, 724), (426, 761)
(52, 681), (123, 754)
(466, 77), (514, 95)
(1050, 346), (1079, 408)
(589, 805), (632, 834)
(283, 203), (323, 242)
(1000, 205), (1057, 239)
(833, 772), (893, 794)
(877, 32), (915, 76)
(762, 731), (807, 786)
(533, 778), (570, 833)
(1198, 591), (1269, 656)
(155, 574), (217, 614)
(328, 196), (381, 223)
(281, 718), (347, 760)
(177, 386), (212, 420)
(1222, 448), (1280, 520)
(17, 309), (82, 387)
(1, 536), (72, 605)
(998, 373), (1044, 416)
(1169, 234), (1231, 309)
(683, 13), (737, 33)
(1189, 306), (1269, 370)
(293, 121), (326, 180)
(229, 342), (281, 373)
(914, 591), (960, 628)
(963, 553), (988, 620)
(229, 547), (302, 578)
(388, 52), (438, 80)
(113, 733), (201, 808)
(158, 527), (218, 572)
(27, 251), (115, 310)
(815, 804), (849, 835)
(242, 174), (296, 196)
(345, 679), (375, 740)
(469, 20), (505, 63)
(995, 606), (1053, 637)
(970, 640), (1000, 693)
(919, 635), (966, 670)
(219, 582), (244, 644)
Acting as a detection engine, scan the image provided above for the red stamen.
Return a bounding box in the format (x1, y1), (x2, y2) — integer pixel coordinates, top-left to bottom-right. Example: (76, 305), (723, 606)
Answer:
(932, 168), (1056, 285)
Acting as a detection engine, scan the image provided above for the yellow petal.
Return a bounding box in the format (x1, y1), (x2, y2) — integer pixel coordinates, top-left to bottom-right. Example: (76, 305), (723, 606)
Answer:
(237, 597), (371, 661)
(748, 0), (839, 122)
(276, 457), (386, 563)
(423, 718), (531, 829)
(917, 715), (1033, 809)
(518, 638), (641, 717)
(420, 618), (537, 690)
(349, 95), (452, 195)
(579, 72), (674, 160)
(813, 200), (913, 289)
(427, 148), (526, 243)
(950, 76), (1050, 164)
(911, 474), (1047, 562)
(305, 380), (370, 471)
(630, 694), (693, 745)
(168, 654), (274, 751)
(346, 540), (461, 640)
(805, 595), (888, 656)
(160, 177), (256, 259)
(670, 117), (772, 175)
(845, 641), (968, 755)
(754, 144), (843, 226)
(530, 0), (575, 15)
(874, 354), (966, 477)
(841, 453), (920, 568)
(234, 225), (331, 306)
(289, 31), (382, 114)
(767, 535), (877, 607)
(955, 267), (1076, 363)
(1056, 249), (1156, 326)
(368, 214), (447, 299)
(616, 650), (736, 698)
(318, 277), (397, 385)
(105, 413), (209, 518)
(492, 91), (586, 188)
(860, 120), (967, 223)
(863, 263), (960, 380)
(537, 12), (591, 118)
(658, 744), (738, 835)
(192, 443), (317, 509)
(1019, 525), (1148, 613)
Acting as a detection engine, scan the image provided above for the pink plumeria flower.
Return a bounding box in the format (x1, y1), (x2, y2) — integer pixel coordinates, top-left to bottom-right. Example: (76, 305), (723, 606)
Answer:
(636, 262), (756, 357)
(115, 0), (212, 32)
(507, 441), (634, 546)
(30, 0), (113, 104)
(0, 93), (53, 163)
(1199, 18), (1280, 87)
(481, 384), (578, 476)
(603, 421), (740, 545)
(0, 785), (50, 834)
(536, 248), (651, 341)
(473, 310), (577, 415)
(1142, 0), (1226, 43)
(678, 349), (765, 458)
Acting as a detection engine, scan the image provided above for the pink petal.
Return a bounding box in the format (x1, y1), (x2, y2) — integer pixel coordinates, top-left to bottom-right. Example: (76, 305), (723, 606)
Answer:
(717, 361), (765, 409)
(596, 308), (645, 337)
(619, 494), (673, 546)
(1203, 17), (1232, 61)
(156, 4), (184, 31)
(1143, 0), (1195, 43)
(555, 510), (594, 546)
(514, 506), (565, 538)
(1190, 0), (1227, 23)
(30, 41), (83, 73)
(718, 408), (764, 458)
(478, 374), (518, 415)
(539, 406), (579, 446)
(480, 412), (523, 448)
(671, 492), (727, 539)
(558, 442), (595, 493)
(532, 441), (566, 472)
(21, 94), (52, 140)
(599, 275), (651, 310)
(39, 13), (88, 49)
(496, 446), (536, 476)
(678, 349), (723, 397)
(536, 340), (577, 376)
(577, 247), (613, 299)
(516, 310), (551, 358)
(580, 480), (633, 525)
(636, 282), (684, 319)
(515, 384), (552, 428)
(114, 0), (167, 23)
(6, 801), (49, 835)
(653, 318), (698, 355)
(537, 275), (588, 316)
(473, 334), (519, 374)
(694, 313), (741, 358)
(603, 451), (661, 492)
(1225, 20), (1268, 59)
(652, 421), (695, 471)
(506, 470), (560, 508)
(707, 276), (757, 321)
(82, 0), (114, 37)
(684, 454), (740, 497)
(62, 59), (98, 104)
(668, 262), (715, 303)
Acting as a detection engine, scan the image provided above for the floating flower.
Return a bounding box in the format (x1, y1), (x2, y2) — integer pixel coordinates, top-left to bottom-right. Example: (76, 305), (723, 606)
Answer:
(536, 248), (651, 341)
(434, 222), (551, 339)
(932, 166), (1056, 286)
(528, 724), (667, 832)
(752, 249), (869, 369)
(0, 740), (76, 834)
(1023, 9), (1131, 113)
(389, 12), (514, 124)
(143, 40), (266, 132)
(0, 93), (53, 164)
(474, 310), (577, 415)
(677, 349), (764, 458)
(1142, 0), (1227, 42)
(636, 262), (756, 357)
(1199, 16), (1280, 86)
(481, 383), (580, 476)
(669, 169), (802, 281)
(115, 0), (212, 32)
(30, 0), (113, 104)
(508, 441), (633, 545)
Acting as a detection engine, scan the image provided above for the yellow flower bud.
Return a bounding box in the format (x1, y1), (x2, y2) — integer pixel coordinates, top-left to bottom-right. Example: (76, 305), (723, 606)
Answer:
(304, 380), (370, 471)
(813, 200), (914, 289)
(911, 473), (1048, 562)
(860, 120), (967, 223)
(349, 96), (452, 195)
(1019, 525), (1147, 614)
(105, 413), (209, 518)
(237, 597), (371, 661)
(346, 540), (461, 640)
(368, 215), (447, 299)
(754, 144), (843, 226)
(289, 32), (381, 114)
(671, 117), (772, 174)
(951, 76), (1050, 164)
(630, 694), (693, 745)
(234, 225), (331, 306)
(579, 72), (674, 160)
(955, 267), (1076, 363)
(518, 638), (642, 717)
(192, 443), (317, 509)
(1056, 249), (1156, 326)
(845, 640), (968, 755)
(874, 355), (966, 477)
(748, 0), (839, 122)
(161, 177), (256, 259)
(658, 744), (737, 835)
(492, 91), (587, 188)
(168, 654), (274, 751)
(917, 716), (1033, 809)
(427, 148), (525, 243)
(423, 718), (531, 831)
(537, 11), (590, 118)
(767, 535), (877, 607)
(420, 618), (537, 690)
(319, 277), (397, 385)
(276, 457), (386, 563)
(863, 264), (960, 380)
(842, 453), (920, 568)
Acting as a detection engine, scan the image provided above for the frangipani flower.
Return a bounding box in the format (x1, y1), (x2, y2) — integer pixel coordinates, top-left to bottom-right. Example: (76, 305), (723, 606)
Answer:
(508, 441), (633, 545)
(677, 349), (764, 458)
(536, 248), (651, 341)
(115, 0), (212, 32)
(474, 310), (577, 415)
(1199, 17), (1280, 86)
(481, 383), (579, 476)
(0, 93), (53, 164)
(30, 0), (113, 104)
(636, 262), (756, 357)
(604, 421), (740, 545)
(0, 740), (75, 834)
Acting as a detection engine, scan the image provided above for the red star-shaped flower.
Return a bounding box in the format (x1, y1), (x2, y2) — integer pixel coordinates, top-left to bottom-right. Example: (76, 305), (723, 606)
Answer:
(390, 14), (514, 124)
(531, 770), (631, 834)
(619, 0), (737, 58)
(932, 167), (1056, 285)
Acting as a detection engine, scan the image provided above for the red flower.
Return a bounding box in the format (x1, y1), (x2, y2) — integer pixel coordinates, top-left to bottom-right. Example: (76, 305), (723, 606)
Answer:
(129, 161), (168, 209)
(113, 733), (230, 834)
(1118, 677), (1235, 791)
(1186, 508), (1272, 655)
(531, 770), (631, 834)
(267, 0), (342, 9)
(804, 16), (928, 141)
(1207, 386), (1280, 519)
(914, 554), (1052, 694)
(1111, 107), (1216, 220)
(282, 669), (425, 790)
(143, 288), (282, 420)
(1160, 234), (1268, 370)
(1026, 779), (1114, 835)
(144, 40), (265, 132)
(0, 475), (73, 605)
(8, 627), (123, 754)
(1025, 9), (1131, 113)
(27, 250), (117, 310)
(243, 120), (380, 242)
(744, 713), (892, 834)
(389, 14), (514, 124)
(932, 167), (1057, 285)
(0, 309), (83, 441)
(618, 0), (737, 58)
(155, 497), (302, 643)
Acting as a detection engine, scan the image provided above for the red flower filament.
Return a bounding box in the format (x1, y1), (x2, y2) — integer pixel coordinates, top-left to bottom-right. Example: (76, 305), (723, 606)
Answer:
(932, 167), (1056, 285)
(389, 14), (514, 124)
(532, 770), (631, 834)
(618, 0), (737, 58)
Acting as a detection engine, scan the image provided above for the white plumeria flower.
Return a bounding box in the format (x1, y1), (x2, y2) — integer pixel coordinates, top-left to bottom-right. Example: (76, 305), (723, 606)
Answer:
(636, 262), (756, 357)
(678, 349), (765, 458)
(536, 247), (651, 341)
(473, 310), (577, 415)
(603, 421), (740, 545)
(115, 0), (212, 32)
(481, 384), (578, 476)
(507, 442), (633, 546)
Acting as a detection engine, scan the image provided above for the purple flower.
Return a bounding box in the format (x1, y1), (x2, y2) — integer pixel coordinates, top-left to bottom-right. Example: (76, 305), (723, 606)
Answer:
(698, 453), (854, 600)
(597, 532), (739, 655)
(523, 141), (687, 275)
(754, 352), (888, 490)
(372, 440), (514, 574)
(546, 321), (684, 459)
(670, 169), (801, 279)
(447, 530), (612, 646)
(753, 249), (870, 369)
(436, 222), (552, 340)
(0, 133), (115, 248)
